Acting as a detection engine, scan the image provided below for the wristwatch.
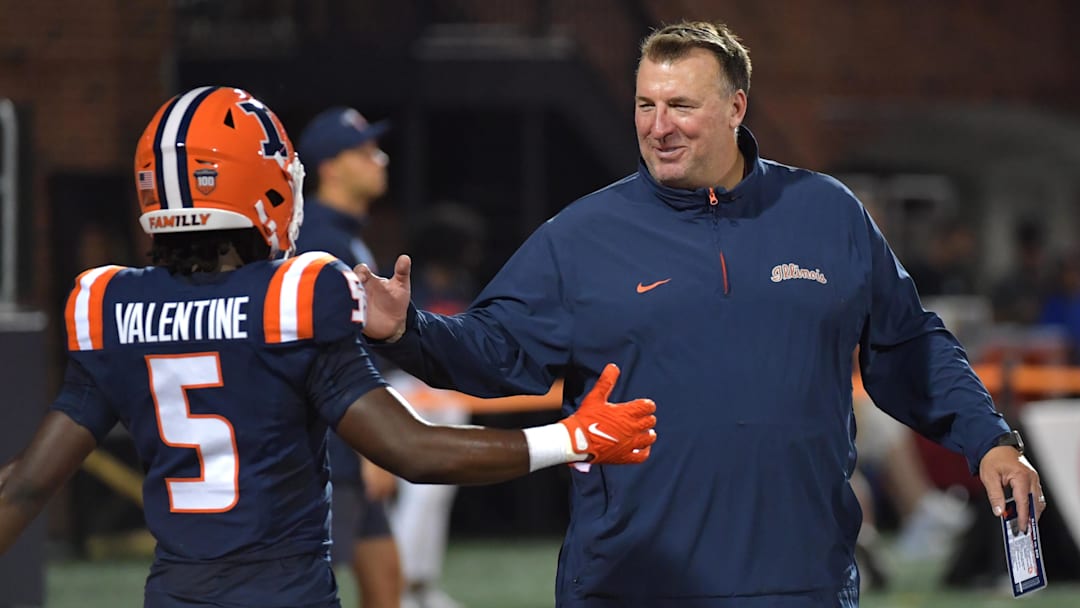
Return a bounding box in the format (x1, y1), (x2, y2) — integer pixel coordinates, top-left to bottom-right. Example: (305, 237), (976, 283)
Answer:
(995, 429), (1025, 456)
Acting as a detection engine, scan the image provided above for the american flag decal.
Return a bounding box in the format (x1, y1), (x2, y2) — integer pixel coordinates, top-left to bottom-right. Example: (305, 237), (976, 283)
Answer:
(137, 170), (155, 191)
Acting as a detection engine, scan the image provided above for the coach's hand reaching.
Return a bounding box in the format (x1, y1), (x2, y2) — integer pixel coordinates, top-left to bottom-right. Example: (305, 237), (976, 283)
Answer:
(560, 364), (657, 466)
(356, 254), (412, 343)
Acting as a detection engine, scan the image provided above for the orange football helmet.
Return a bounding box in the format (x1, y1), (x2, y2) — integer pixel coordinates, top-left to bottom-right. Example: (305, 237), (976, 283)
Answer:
(134, 86), (305, 257)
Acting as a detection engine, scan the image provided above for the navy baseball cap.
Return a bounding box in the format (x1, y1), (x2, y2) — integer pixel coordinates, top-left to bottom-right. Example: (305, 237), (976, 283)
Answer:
(297, 107), (390, 168)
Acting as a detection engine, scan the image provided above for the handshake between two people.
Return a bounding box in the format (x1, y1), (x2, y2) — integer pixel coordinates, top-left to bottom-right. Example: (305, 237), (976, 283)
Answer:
(355, 256), (657, 470)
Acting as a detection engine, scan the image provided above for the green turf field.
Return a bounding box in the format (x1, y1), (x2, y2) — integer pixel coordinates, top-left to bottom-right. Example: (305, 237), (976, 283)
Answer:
(44, 537), (1080, 607)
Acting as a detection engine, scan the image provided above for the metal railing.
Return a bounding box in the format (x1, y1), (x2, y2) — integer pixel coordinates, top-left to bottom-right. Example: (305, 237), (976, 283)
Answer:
(0, 98), (18, 306)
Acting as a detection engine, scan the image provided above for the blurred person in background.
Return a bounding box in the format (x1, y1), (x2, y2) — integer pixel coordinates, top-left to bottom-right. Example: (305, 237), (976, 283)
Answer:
(991, 219), (1049, 325)
(388, 203), (488, 608)
(0, 87), (658, 608)
(357, 21), (1045, 607)
(318, 196), (488, 608)
(853, 393), (973, 561)
(1038, 248), (1080, 362)
(294, 106), (402, 608)
(850, 352), (973, 592)
(903, 217), (979, 296)
(375, 369), (469, 608)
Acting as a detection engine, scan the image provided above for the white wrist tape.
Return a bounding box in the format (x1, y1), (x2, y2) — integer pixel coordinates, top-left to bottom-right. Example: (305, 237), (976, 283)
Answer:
(523, 422), (587, 472)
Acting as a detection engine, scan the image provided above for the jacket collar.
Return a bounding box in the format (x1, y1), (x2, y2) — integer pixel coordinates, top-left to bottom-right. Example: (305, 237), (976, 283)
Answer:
(637, 125), (767, 217)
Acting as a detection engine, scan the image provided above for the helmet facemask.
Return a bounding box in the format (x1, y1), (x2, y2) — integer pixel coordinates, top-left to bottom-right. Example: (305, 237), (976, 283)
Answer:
(283, 153), (306, 259)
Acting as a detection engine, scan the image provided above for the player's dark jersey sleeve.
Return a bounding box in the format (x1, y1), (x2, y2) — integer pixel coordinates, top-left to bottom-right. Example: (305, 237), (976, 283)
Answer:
(50, 357), (119, 444)
(289, 256), (388, 426)
(312, 258), (368, 345)
(306, 337), (389, 429)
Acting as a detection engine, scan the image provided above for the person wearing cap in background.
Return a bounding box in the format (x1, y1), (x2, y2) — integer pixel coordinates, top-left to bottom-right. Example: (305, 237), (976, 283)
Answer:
(295, 107), (401, 608)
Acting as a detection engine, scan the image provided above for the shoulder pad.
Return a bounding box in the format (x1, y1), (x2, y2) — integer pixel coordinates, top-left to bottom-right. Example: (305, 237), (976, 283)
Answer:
(64, 265), (127, 351)
(263, 251), (364, 344)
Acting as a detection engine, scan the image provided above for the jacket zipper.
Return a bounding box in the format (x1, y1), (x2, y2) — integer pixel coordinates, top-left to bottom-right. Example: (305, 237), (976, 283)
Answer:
(719, 251), (730, 295)
(709, 188), (730, 296)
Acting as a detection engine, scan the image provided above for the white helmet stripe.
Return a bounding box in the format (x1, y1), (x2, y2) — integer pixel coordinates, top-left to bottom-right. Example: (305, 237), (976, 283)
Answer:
(157, 86), (215, 210)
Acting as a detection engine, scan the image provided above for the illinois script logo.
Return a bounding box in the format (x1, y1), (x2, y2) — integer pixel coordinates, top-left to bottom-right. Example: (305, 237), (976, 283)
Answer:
(771, 263), (827, 285)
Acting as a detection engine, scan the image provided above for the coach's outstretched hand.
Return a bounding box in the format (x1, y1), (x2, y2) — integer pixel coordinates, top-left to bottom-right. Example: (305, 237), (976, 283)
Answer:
(560, 364), (657, 465)
(356, 254), (412, 343)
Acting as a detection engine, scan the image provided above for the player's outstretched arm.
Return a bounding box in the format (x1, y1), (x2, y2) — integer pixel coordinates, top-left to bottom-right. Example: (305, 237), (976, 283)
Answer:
(0, 412), (96, 554)
(355, 254), (412, 342)
(335, 364), (657, 485)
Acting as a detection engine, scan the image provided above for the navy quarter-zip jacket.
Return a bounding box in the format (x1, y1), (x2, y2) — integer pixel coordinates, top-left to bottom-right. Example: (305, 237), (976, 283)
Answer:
(371, 128), (1008, 606)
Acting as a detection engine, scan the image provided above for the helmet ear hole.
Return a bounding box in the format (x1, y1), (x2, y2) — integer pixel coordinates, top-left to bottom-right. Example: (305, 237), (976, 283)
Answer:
(265, 190), (285, 207)
(223, 109), (235, 128)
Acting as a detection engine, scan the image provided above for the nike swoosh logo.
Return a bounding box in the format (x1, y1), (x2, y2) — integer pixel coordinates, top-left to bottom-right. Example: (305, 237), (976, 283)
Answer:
(588, 422), (618, 442)
(636, 278), (671, 293)
(574, 428), (589, 452)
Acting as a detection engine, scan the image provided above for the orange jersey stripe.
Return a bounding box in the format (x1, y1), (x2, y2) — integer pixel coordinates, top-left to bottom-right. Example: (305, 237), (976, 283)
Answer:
(64, 269), (92, 351)
(295, 254), (334, 340)
(265, 252), (337, 343)
(65, 266), (123, 351)
(87, 267), (123, 349)
(263, 257), (296, 343)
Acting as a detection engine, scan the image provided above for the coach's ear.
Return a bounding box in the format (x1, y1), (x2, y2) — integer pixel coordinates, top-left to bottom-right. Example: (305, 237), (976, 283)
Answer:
(727, 88), (747, 130)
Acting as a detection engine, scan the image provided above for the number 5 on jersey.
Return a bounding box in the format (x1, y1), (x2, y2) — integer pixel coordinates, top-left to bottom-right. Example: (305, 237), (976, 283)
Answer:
(147, 353), (239, 513)
(344, 269), (366, 325)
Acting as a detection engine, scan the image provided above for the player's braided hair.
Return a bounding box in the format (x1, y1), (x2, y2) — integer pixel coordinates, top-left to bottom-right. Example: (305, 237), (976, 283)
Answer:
(151, 228), (270, 275)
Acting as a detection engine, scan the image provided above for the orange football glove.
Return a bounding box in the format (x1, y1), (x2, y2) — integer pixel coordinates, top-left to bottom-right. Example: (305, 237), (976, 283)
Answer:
(559, 363), (657, 465)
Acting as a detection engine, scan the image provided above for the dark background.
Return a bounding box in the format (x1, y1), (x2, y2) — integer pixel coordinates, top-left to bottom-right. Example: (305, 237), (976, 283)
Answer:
(3, 0), (1080, 547)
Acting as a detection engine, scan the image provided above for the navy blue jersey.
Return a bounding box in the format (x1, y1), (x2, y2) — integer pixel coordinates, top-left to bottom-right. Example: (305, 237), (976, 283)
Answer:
(372, 127), (1009, 605)
(293, 199), (378, 483)
(54, 252), (388, 565)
